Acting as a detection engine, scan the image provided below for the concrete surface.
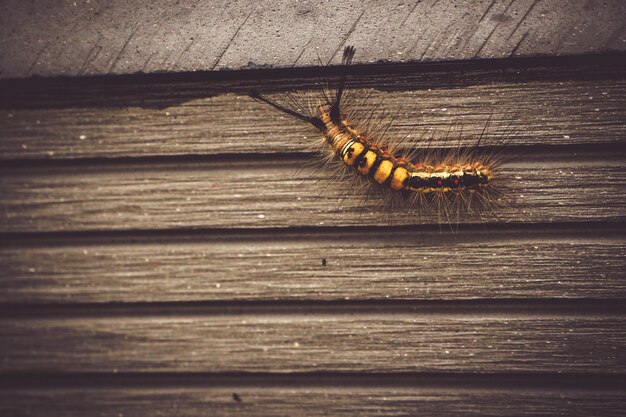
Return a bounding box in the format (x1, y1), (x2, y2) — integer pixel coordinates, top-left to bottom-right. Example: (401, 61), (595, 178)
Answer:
(1, 0), (625, 79)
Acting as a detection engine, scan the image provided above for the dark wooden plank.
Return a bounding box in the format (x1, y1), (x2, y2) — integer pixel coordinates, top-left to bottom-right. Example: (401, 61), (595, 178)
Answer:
(1, 385), (625, 417)
(1, 0), (624, 79)
(1, 312), (625, 373)
(1, 66), (625, 160)
(1, 227), (624, 303)
(1, 149), (625, 231)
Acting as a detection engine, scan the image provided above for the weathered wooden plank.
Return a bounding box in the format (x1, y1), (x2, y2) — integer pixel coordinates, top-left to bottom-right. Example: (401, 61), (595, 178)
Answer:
(1, 384), (625, 417)
(1, 149), (624, 231)
(1, 0), (624, 79)
(1, 312), (624, 373)
(1, 228), (624, 303)
(1, 65), (625, 160)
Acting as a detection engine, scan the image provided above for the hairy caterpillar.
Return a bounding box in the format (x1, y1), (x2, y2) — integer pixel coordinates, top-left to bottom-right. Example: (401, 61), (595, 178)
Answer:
(250, 46), (508, 223)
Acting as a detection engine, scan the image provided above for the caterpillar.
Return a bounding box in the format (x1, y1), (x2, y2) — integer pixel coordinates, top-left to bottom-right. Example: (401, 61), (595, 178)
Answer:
(250, 46), (507, 222)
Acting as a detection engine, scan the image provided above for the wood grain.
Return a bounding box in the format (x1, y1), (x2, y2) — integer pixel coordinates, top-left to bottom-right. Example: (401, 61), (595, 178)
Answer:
(1, 0), (624, 79)
(1, 148), (625, 231)
(2, 384), (625, 417)
(1, 64), (625, 160)
(1, 312), (625, 373)
(1, 227), (624, 303)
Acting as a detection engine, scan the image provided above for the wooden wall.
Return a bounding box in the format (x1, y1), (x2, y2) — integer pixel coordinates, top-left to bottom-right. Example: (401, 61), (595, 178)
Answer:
(1, 1), (626, 415)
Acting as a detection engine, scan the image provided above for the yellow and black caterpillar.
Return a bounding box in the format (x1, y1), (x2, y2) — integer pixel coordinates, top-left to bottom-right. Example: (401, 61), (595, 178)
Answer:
(251, 46), (505, 220)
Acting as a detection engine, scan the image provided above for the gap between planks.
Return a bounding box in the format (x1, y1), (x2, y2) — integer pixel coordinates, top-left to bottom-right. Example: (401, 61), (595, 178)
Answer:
(1, 299), (625, 320)
(2, 219), (624, 245)
(2, 382), (625, 417)
(1, 371), (625, 391)
(1, 387), (625, 417)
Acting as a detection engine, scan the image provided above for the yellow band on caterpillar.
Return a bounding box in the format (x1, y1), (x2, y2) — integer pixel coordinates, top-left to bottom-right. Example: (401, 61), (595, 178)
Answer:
(357, 150), (377, 175)
(341, 140), (365, 167)
(390, 167), (409, 190)
(373, 159), (394, 184)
